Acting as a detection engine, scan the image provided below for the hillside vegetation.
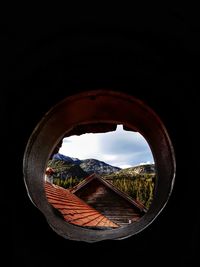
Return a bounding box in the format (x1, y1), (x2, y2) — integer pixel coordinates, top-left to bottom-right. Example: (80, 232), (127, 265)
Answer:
(105, 174), (155, 209)
(47, 159), (87, 189)
(103, 165), (155, 209)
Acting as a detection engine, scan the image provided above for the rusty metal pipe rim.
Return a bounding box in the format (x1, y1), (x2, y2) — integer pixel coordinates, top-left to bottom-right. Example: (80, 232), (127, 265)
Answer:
(23, 89), (176, 242)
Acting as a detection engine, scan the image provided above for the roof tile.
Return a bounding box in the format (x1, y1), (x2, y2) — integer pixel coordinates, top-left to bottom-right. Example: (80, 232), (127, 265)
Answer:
(45, 182), (119, 228)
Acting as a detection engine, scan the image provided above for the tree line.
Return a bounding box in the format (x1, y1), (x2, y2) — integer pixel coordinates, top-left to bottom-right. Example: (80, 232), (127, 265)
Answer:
(53, 176), (82, 189)
(109, 174), (155, 209)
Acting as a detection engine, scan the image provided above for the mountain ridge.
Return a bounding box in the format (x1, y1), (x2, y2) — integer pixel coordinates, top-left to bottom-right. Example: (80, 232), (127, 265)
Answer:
(103, 164), (155, 180)
(53, 153), (81, 164)
(52, 153), (121, 175)
(51, 153), (155, 176)
(80, 158), (121, 175)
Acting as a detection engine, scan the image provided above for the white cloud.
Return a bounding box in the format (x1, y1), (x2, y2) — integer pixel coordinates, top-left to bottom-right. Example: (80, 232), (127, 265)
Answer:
(118, 164), (133, 169)
(59, 133), (100, 159)
(139, 161), (151, 165)
(59, 125), (154, 168)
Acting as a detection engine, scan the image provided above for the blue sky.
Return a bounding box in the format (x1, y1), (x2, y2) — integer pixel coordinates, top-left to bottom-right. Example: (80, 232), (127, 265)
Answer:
(59, 125), (154, 169)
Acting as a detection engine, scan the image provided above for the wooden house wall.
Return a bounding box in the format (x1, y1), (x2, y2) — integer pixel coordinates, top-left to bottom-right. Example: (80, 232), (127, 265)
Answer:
(74, 179), (142, 226)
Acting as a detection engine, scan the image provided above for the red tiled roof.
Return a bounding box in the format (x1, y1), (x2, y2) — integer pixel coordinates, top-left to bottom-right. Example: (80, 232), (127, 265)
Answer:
(45, 182), (119, 228)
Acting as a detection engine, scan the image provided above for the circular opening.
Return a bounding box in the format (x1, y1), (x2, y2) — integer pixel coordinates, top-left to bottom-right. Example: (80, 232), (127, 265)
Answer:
(45, 125), (155, 229)
(23, 90), (176, 242)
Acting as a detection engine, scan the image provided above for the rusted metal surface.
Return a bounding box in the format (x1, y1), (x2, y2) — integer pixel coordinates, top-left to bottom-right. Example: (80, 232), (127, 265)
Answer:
(64, 123), (117, 137)
(23, 90), (176, 242)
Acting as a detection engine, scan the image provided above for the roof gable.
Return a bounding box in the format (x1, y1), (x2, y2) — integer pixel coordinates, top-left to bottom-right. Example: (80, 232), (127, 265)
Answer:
(71, 174), (147, 213)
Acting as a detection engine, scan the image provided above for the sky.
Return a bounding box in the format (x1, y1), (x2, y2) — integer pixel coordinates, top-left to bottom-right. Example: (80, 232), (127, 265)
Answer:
(59, 125), (154, 169)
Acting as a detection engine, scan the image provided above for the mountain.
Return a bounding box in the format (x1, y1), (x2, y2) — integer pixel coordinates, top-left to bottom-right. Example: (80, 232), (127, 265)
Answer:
(128, 164), (155, 175)
(51, 153), (121, 175)
(47, 159), (88, 180)
(104, 164), (155, 180)
(50, 154), (155, 177)
(61, 164), (88, 180)
(52, 153), (82, 164)
(80, 158), (121, 175)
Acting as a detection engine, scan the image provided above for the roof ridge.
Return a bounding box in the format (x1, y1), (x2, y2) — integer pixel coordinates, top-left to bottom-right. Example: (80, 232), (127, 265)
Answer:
(70, 173), (96, 193)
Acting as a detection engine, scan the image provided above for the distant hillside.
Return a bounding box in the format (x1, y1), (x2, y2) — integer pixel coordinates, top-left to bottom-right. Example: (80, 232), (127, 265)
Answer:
(130, 164), (155, 174)
(104, 164), (155, 180)
(47, 159), (88, 188)
(80, 158), (121, 175)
